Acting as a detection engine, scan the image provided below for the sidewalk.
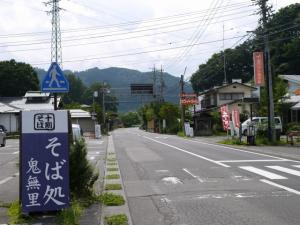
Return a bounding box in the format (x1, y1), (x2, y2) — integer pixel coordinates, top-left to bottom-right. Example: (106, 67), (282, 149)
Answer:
(193, 135), (300, 161)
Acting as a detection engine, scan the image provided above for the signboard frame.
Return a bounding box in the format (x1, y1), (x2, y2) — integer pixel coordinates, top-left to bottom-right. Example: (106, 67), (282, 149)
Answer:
(20, 110), (70, 214)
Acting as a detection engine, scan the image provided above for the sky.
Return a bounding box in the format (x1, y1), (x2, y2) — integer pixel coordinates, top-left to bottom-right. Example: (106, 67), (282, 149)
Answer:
(0, 0), (298, 78)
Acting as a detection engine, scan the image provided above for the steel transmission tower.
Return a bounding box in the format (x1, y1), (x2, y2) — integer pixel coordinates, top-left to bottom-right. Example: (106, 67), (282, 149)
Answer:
(46, 0), (63, 66)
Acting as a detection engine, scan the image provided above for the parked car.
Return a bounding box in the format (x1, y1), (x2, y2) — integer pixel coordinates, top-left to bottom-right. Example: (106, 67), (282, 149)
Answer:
(241, 117), (282, 136)
(0, 125), (7, 132)
(0, 127), (6, 147)
(72, 124), (83, 141)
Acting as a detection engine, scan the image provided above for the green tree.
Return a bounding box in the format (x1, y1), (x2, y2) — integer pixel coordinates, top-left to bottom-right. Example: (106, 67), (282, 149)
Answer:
(120, 112), (140, 127)
(159, 102), (180, 133)
(259, 77), (287, 116)
(0, 60), (39, 96)
(62, 73), (87, 104)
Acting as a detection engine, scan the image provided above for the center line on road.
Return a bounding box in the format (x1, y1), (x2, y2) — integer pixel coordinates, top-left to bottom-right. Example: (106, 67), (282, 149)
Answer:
(183, 168), (204, 182)
(260, 179), (300, 195)
(143, 136), (230, 168)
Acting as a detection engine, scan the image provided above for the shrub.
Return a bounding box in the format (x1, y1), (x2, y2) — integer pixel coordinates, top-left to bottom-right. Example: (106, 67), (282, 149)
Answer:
(57, 201), (83, 225)
(69, 139), (98, 198)
(100, 192), (125, 206)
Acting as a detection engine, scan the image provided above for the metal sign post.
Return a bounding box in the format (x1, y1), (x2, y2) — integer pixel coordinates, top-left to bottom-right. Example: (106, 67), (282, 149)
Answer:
(20, 110), (70, 213)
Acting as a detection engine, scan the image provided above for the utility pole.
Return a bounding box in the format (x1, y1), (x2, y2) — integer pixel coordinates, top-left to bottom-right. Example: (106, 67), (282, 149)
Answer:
(153, 65), (156, 99)
(222, 23), (227, 85)
(160, 65), (165, 102)
(46, 0), (63, 110)
(180, 67), (187, 134)
(254, 0), (276, 142)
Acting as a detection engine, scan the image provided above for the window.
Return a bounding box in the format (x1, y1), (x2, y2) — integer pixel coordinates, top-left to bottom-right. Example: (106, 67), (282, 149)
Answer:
(219, 93), (244, 100)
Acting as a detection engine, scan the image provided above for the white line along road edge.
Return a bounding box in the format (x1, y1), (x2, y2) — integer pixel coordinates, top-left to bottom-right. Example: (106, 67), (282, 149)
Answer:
(143, 136), (230, 168)
(260, 179), (300, 195)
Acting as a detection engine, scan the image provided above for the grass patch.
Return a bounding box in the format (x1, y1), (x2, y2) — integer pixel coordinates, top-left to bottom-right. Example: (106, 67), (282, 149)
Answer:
(107, 162), (118, 166)
(106, 174), (120, 180)
(99, 192), (125, 206)
(106, 174), (120, 179)
(107, 158), (116, 162)
(177, 131), (185, 137)
(107, 167), (119, 172)
(8, 201), (31, 224)
(57, 201), (83, 225)
(0, 201), (11, 208)
(219, 138), (245, 145)
(105, 183), (122, 190)
(105, 214), (128, 225)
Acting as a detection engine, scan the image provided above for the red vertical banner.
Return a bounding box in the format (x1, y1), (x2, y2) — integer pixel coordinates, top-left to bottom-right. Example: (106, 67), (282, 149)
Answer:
(253, 52), (265, 86)
(220, 105), (230, 131)
(232, 107), (240, 129)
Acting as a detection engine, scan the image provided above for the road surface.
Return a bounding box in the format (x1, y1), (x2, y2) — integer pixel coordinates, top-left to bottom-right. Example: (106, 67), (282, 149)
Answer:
(113, 128), (300, 225)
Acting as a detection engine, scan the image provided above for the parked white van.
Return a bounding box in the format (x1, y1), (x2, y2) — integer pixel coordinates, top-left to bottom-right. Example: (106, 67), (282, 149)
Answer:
(241, 117), (282, 136)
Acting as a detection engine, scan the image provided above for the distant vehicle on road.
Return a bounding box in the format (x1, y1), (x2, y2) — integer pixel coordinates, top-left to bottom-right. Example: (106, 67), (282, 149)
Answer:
(72, 124), (83, 141)
(0, 127), (6, 147)
(241, 117), (282, 136)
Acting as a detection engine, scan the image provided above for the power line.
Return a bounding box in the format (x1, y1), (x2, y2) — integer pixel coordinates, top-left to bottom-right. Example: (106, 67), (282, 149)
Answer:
(0, 1), (252, 39)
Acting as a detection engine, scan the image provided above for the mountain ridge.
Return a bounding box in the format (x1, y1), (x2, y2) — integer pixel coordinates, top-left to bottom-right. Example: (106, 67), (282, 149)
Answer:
(35, 67), (192, 112)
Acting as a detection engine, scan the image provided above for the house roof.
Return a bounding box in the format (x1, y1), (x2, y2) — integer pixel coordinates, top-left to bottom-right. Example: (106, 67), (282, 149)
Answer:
(291, 102), (300, 110)
(199, 82), (256, 95)
(0, 97), (57, 113)
(69, 109), (91, 118)
(24, 91), (50, 98)
(279, 75), (300, 84)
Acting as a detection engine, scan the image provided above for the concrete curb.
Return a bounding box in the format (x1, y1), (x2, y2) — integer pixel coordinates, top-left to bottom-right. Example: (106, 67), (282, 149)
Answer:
(100, 134), (133, 225)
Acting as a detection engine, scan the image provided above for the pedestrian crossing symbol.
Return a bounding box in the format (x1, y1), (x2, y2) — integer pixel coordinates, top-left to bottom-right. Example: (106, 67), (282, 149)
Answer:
(41, 62), (69, 92)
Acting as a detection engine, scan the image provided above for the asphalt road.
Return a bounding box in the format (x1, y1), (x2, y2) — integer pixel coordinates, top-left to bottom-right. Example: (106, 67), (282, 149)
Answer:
(113, 128), (300, 225)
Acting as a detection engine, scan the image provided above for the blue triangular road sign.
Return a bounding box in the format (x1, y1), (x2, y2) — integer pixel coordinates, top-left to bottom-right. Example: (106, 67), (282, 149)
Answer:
(41, 62), (69, 93)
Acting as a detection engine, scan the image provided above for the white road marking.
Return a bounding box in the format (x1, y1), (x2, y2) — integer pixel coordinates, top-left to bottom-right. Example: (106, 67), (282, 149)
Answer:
(260, 179), (300, 195)
(183, 168), (204, 182)
(162, 177), (182, 184)
(293, 165), (300, 168)
(89, 156), (95, 160)
(218, 159), (288, 163)
(183, 139), (295, 162)
(0, 177), (13, 185)
(266, 166), (300, 177)
(13, 151), (19, 154)
(240, 166), (287, 180)
(155, 170), (169, 173)
(143, 136), (230, 168)
(0, 173), (18, 185)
